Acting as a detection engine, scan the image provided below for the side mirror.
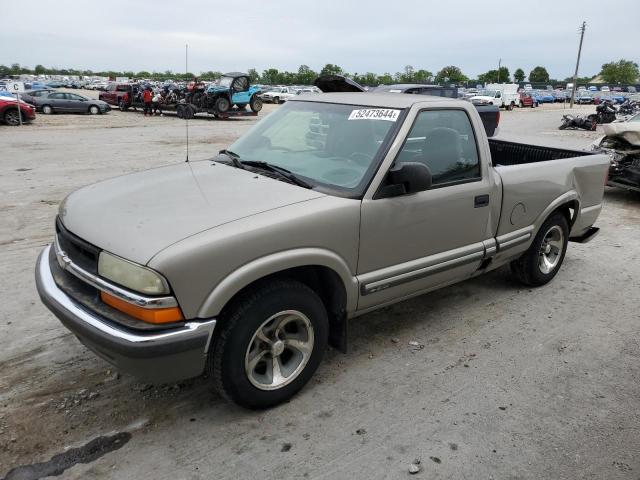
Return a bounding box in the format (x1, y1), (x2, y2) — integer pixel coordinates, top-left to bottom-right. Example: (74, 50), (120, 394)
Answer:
(375, 162), (432, 199)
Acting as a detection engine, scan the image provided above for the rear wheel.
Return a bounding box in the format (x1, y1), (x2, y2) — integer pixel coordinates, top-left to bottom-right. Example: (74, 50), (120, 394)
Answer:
(510, 212), (569, 286)
(519, 101), (524, 108)
(210, 279), (328, 409)
(507, 102), (515, 111)
(250, 95), (263, 112)
(42, 105), (53, 114)
(3, 109), (21, 126)
(215, 96), (231, 113)
(119, 101), (129, 112)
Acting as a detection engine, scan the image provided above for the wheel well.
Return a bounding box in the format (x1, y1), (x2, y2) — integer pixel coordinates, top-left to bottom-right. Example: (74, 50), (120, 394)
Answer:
(555, 200), (579, 227)
(219, 265), (349, 352)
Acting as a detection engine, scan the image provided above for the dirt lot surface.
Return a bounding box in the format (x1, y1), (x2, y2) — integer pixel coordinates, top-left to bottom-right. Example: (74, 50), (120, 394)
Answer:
(1, 100), (639, 480)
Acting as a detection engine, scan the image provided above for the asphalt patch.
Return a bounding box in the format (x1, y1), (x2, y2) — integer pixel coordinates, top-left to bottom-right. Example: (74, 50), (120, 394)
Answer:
(1, 432), (131, 480)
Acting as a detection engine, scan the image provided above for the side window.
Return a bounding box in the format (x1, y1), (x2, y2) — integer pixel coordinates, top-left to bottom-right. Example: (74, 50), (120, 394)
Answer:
(395, 110), (481, 186)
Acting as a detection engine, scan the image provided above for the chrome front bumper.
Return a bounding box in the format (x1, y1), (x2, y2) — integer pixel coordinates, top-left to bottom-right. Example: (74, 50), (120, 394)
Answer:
(35, 245), (217, 383)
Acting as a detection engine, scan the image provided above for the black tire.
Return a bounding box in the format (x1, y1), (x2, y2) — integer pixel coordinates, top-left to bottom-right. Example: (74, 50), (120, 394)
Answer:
(42, 105), (53, 115)
(519, 101), (524, 108)
(119, 101), (129, 112)
(210, 279), (329, 409)
(235, 103), (247, 110)
(507, 102), (514, 111)
(250, 95), (263, 113)
(89, 105), (100, 115)
(176, 104), (185, 118)
(558, 122), (568, 130)
(3, 108), (21, 126)
(273, 96), (280, 105)
(510, 212), (569, 287)
(215, 96), (231, 113)
(184, 105), (195, 119)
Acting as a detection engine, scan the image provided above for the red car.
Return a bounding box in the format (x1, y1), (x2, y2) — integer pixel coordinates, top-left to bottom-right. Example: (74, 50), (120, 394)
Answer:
(518, 92), (537, 108)
(99, 83), (132, 107)
(0, 97), (36, 125)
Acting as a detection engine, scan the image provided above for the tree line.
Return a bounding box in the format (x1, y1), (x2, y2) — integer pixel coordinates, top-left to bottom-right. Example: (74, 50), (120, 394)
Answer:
(1, 59), (637, 86)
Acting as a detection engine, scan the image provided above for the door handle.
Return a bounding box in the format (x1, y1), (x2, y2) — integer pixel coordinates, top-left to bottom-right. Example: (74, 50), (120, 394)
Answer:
(474, 194), (490, 208)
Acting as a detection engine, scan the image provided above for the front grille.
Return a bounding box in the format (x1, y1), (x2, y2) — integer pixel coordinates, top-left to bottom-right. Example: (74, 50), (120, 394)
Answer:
(55, 217), (100, 274)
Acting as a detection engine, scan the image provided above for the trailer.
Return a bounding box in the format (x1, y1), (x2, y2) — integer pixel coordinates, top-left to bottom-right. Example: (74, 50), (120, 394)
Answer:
(121, 100), (258, 120)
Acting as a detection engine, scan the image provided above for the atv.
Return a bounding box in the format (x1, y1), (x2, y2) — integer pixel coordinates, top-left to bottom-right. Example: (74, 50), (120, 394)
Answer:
(203, 72), (263, 114)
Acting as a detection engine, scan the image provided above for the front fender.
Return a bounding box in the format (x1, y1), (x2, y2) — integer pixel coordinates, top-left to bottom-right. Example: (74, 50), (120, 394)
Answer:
(196, 248), (359, 318)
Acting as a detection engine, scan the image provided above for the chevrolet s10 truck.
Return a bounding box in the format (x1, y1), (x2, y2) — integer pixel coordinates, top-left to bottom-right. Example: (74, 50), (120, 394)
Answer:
(36, 93), (609, 408)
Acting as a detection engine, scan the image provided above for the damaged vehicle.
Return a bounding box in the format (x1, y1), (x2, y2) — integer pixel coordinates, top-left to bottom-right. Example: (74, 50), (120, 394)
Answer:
(593, 113), (640, 192)
(36, 81), (610, 409)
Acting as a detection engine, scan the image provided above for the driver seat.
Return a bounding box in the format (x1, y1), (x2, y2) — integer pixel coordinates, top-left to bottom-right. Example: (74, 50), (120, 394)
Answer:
(420, 127), (462, 176)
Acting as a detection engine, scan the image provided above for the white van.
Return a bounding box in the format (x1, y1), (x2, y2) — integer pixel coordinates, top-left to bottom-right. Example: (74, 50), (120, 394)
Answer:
(470, 83), (520, 110)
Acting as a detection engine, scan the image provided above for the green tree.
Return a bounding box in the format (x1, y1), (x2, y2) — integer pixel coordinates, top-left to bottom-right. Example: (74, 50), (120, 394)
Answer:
(0, 65), (10, 76)
(414, 69), (433, 83)
(513, 68), (525, 82)
(296, 65), (316, 85)
(34, 64), (46, 75)
(377, 72), (394, 85)
(435, 65), (468, 84)
(261, 68), (280, 85)
(247, 68), (260, 83)
(600, 59), (639, 84)
(528, 66), (549, 83)
(10, 63), (21, 75)
(136, 71), (151, 79)
(319, 63), (343, 76)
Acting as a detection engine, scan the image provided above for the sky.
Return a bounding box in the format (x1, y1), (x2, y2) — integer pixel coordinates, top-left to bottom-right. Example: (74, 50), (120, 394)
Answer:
(1, 0), (637, 80)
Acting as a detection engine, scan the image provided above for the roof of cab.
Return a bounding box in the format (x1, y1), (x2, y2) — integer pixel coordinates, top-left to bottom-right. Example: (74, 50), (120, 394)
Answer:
(289, 92), (462, 109)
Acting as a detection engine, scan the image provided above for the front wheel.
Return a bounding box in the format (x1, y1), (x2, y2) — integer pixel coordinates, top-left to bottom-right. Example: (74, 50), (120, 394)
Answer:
(89, 105), (99, 115)
(250, 95), (263, 112)
(273, 96), (280, 105)
(210, 279), (328, 409)
(510, 212), (569, 286)
(3, 109), (21, 126)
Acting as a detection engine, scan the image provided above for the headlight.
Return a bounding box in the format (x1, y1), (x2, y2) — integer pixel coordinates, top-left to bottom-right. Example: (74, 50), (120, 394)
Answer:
(98, 251), (170, 295)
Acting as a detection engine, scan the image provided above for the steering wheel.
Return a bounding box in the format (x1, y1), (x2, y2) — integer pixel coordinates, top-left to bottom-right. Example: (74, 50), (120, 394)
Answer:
(348, 152), (373, 166)
(322, 167), (361, 186)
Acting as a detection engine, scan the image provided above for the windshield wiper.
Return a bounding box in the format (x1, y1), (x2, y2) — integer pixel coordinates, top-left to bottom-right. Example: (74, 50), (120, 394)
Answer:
(242, 160), (313, 189)
(217, 149), (244, 169)
(215, 151), (312, 189)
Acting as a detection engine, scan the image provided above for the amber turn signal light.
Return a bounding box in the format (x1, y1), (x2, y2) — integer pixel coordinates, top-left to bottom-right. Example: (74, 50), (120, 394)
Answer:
(100, 291), (184, 324)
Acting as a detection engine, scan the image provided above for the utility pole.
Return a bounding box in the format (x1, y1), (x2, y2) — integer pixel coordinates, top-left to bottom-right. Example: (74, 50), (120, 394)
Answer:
(570, 21), (587, 108)
(498, 58), (502, 83)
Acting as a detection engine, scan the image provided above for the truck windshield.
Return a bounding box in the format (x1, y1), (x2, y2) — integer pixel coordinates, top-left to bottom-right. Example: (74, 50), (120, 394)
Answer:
(227, 101), (402, 193)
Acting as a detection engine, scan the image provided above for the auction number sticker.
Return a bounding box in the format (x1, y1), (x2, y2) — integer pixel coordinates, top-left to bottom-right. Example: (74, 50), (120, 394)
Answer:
(348, 108), (400, 121)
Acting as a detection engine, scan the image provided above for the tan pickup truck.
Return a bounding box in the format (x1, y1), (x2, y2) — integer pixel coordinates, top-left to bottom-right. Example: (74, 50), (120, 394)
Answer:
(36, 93), (609, 408)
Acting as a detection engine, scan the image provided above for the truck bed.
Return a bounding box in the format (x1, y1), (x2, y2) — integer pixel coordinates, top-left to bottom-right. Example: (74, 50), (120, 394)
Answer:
(489, 139), (594, 166)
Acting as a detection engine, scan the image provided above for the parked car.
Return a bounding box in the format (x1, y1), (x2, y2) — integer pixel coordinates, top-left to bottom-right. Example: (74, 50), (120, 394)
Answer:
(537, 91), (555, 103)
(588, 86), (598, 92)
(260, 86), (297, 104)
(46, 81), (65, 88)
(36, 89), (609, 408)
(518, 92), (537, 108)
(0, 96), (36, 125)
(600, 86), (611, 92)
(576, 92), (593, 104)
(20, 88), (55, 105)
(98, 83), (132, 106)
(31, 91), (111, 114)
(552, 91), (567, 102)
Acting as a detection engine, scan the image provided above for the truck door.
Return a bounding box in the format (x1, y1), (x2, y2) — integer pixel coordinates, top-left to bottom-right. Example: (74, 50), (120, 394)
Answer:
(357, 108), (495, 310)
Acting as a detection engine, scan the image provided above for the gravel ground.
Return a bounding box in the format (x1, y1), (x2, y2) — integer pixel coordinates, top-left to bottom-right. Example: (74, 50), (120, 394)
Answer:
(1, 99), (639, 480)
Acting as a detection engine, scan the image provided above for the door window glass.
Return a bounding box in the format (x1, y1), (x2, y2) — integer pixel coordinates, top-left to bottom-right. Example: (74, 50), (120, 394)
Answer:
(396, 109), (481, 185)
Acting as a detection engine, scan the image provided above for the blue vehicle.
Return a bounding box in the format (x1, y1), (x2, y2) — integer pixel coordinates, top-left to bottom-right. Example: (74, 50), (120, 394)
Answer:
(198, 72), (262, 113)
(46, 81), (65, 88)
(538, 91), (555, 103)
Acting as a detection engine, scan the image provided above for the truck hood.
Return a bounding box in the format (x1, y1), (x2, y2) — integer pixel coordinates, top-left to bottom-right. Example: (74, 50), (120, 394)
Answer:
(59, 161), (325, 265)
